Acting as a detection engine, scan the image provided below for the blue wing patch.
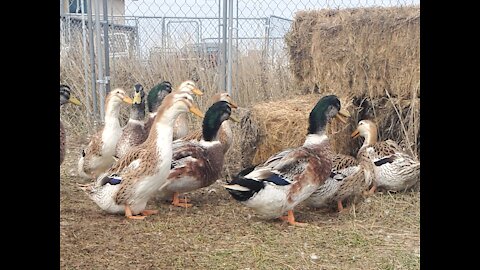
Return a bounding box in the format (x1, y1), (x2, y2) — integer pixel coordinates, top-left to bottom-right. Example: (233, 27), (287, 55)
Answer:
(264, 173), (291, 186)
(100, 174), (122, 186)
(108, 176), (122, 185)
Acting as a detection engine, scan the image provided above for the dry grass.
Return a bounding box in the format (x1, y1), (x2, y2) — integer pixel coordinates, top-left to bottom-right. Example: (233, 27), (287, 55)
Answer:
(60, 37), (297, 140)
(61, 144), (419, 269)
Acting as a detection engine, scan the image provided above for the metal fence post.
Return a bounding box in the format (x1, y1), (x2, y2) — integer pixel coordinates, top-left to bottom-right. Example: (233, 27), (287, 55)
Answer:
(80, 0), (91, 116)
(220, 0), (228, 92)
(227, 0), (234, 96)
(102, 0), (111, 94)
(87, 0), (98, 120)
(94, 0), (105, 122)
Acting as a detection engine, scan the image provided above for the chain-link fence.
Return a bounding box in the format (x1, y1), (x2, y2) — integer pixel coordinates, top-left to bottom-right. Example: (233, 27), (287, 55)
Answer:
(60, 0), (419, 124)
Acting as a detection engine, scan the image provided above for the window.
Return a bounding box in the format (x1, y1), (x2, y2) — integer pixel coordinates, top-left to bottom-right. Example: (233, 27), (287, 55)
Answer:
(68, 0), (87, 14)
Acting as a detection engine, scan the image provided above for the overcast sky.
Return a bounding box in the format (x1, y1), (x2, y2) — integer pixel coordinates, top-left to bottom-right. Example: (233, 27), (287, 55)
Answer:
(125, 0), (419, 18)
(121, 0), (419, 57)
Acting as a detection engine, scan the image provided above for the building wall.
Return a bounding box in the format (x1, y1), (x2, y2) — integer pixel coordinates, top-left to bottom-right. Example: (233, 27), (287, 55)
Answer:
(62, 0), (125, 23)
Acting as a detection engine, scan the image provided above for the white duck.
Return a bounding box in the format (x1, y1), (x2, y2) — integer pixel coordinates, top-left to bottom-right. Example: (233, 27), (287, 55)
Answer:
(78, 92), (204, 219)
(78, 89), (133, 179)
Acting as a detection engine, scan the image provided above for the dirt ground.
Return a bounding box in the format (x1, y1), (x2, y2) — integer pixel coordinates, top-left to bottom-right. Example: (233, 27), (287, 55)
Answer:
(60, 138), (420, 270)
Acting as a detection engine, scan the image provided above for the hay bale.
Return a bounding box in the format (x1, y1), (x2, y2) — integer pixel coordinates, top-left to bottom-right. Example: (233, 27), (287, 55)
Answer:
(226, 93), (419, 174)
(229, 94), (355, 167)
(285, 7), (420, 98)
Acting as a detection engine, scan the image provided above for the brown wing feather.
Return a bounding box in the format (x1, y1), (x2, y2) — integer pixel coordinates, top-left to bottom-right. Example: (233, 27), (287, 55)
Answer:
(110, 147), (159, 205)
(180, 129), (203, 142)
(332, 154), (357, 171)
(85, 129), (104, 157)
(371, 141), (399, 157)
(253, 144), (333, 204)
(115, 124), (148, 157)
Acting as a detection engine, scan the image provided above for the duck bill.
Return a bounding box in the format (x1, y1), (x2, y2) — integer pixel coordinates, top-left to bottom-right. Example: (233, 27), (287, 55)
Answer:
(123, 96), (134, 104)
(69, 96), (81, 105)
(189, 106), (205, 118)
(229, 115), (240, 123)
(335, 108), (351, 124)
(132, 92), (142, 104)
(192, 88), (204, 96)
(351, 129), (360, 139)
(227, 101), (238, 109)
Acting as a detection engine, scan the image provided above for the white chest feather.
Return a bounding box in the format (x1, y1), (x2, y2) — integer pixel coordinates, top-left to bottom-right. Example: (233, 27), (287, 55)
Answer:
(303, 134), (328, 147)
(101, 116), (122, 156)
(130, 123), (174, 202)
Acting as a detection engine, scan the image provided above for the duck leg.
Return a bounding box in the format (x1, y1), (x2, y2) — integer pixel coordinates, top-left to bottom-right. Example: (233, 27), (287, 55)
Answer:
(337, 200), (346, 213)
(125, 204), (146, 220)
(279, 210), (307, 227)
(141, 209), (159, 216)
(171, 192), (193, 208)
(363, 185), (377, 196)
(178, 196), (191, 203)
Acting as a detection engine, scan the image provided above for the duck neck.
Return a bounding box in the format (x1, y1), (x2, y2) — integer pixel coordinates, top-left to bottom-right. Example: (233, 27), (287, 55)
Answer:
(129, 103), (145, 122)
(202, 118), (222, 142)
(303, 133), (328, 147)
(147, 106), (182, 148)
(104, 100), (121, 130)
(361, 128), (378, 149)
(305, 110), (328, 147)
(219, 120), (232, 150)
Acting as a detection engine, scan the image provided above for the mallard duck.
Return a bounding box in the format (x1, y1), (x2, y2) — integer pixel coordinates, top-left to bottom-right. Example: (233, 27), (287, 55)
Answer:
(180, 92), (238, 153)
(156, 100), (237, 208)
(172, 80), (203, 140)
(351, 119), (420, 194)
(305, 153), (368, 212)
(78, 89), (133, 179)
(78, 92), (205, 219)
(145, 81), (173, 134)
(224, 95), (350, 226)
(60, 84), (81, 165)
(115, 84), (148, 159)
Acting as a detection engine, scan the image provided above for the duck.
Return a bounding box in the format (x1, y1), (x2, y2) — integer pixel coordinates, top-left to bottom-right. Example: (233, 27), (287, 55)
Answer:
(172, 80), (203, 140)
(145, 81), (173, 134)
(351, 119), (420, 194)
(305, 153), (368, 212)
(60, 84), (81, 165)
(115, 83), (148, 159)
(156, 100), (238, 208)
(78, 89), (133, 179)
(224, 95), (351, 226)
(180, 92), (238, 154)
(78, 92), (205, 219)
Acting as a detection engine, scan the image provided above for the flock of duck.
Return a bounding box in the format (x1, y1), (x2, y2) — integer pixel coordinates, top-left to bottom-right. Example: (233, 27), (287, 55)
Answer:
(60, 81), (420, 226)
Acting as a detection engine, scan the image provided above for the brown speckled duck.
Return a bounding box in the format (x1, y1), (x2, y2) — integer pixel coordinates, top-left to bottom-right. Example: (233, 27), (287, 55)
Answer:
(77, 89), (133, 179)
(180, 92), (238, 154)
(305, 153), (368, 212)
(352, 119), (420, 194)
(224, 95), (350, 226)
(78, 92), (204, 219)
(115, 84), (148, 159)
(60, 85), (81, 165)
(156, 100), (237, 208)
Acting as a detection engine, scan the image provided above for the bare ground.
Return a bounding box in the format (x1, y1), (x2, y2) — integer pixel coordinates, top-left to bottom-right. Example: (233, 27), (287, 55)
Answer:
(60, 138), (419, 270)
